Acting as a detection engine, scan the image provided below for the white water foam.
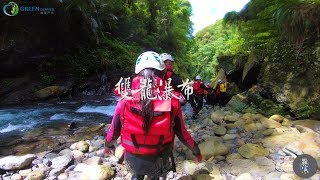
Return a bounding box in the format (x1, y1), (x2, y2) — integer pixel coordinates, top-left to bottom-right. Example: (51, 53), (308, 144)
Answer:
(49, 113), (86, 121)
(0, 123), (34, 134)
(76, 105), (116, 116)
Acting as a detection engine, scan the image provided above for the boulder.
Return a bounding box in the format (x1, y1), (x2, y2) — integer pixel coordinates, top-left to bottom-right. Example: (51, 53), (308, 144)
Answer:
(226, 153), (243, 161)
(244, 123), (258, 132)
(34, 86), (67, 99)
(19, 169), (32, 177)
(0, 154), (36, 170)
(25, 169), (45, 180)
(222, 158), (274, 177)
(198, 138), (229, 160)
(76, 141), (89, 152)
(222, 134), (237, 141)
(11, 174), (22, 180)
(83, 156), (102, 165)
(51, 155), (73, 169)
(262, 129), (275, 136)
(80, 165), (114, 180)
(238, 143), (269, 159)
(235, 173), (254, 180)
(210, 111), (224, 123)
(226, 95), (249, 113)
(224, 114), (240, 122)
(269, 115), (285, 123)
(260, 118), (282, 129)
(292, 119), (320, 132)
(213, 125), (227, 136)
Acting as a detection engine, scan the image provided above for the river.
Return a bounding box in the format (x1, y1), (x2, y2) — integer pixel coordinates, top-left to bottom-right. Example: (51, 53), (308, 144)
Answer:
(0, 95), (117, 156)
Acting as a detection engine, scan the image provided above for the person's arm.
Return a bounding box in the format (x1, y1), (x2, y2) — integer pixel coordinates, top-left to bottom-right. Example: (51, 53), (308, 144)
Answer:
(173, 109), (201, 156)
(106, 100), (124, 147)
(171, 74), (184, 93)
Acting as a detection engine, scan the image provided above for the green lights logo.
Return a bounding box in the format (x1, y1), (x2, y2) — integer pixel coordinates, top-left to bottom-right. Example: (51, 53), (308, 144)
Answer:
(3, 2), (19, 17)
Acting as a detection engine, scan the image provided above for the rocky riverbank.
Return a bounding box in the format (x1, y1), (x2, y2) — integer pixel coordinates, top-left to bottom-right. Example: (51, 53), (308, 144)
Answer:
(0, 105), (319, 180)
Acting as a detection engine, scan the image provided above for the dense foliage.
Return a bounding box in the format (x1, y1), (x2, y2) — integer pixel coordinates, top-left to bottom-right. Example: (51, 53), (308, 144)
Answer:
(0, 0), (193, 79)
(190, 0), (320, 82)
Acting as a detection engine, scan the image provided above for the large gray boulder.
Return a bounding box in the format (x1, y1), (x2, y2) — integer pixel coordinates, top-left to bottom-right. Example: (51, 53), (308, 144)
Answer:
(0, 154), (36, 170)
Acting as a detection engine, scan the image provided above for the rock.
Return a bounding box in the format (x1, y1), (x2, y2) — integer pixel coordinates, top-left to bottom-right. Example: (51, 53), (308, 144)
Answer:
(34, 86), (66, 99)
(51, 155), (73, 169)
(226, 153), (243, 161)
(255, 122), (265, 131)
(234, 120), (245, 130)
(279, 173), (299, 180)
(292, 119), (320, 132)
(83, 156), (102, 165)
(194, 174), (212, 180)
(224, 114), (240, 122)
(269, 115), (285, 123)
(260, 118), (282, 129)
(80, 165), (114, 180)
(279, 161), (294, 173)
(11, 174), (22, 180)
(59, 149), (73, 157)
(76, 141), (89, 152)
(44, 153), (59, 161)
(226, 94), (248, 113)
(70, 143), (77, 150)
(282, 118), (293, 127)
(264, 172), (282, 180)
(222, 134), (237, 141)
(115, 145), (125, 159)
(74, 163), (89, 172)
(222, 158), (274, 177)
(182, 161), (204, 175)
(49, 166), (66, 177)
(96, 149), (105, 157)
(244, 123), (258, 132)
(261, 132), (316, 150)
(262, 129), (275, 136)
(213, 125), (227, 136)
(57, 173), (68, 180)
(210, 111), (224, 123)
(72, 150), (85, 161)
(238, 143), (269, 159)
(0, 154), (36, 170)
(25, 169), (45, 180)
(242, 113), (254, 122)
(198, 138), (229, 160)
(235, 173), (254, 180)
(226, 123), (238, 129)
(19, 169), (32, 177)
(66, 171), (82, 179)
(178, 175), (193, 180)
(91, 139), (104, 149)
(284, 142), (303, 156)
(203, 118), (214, 126)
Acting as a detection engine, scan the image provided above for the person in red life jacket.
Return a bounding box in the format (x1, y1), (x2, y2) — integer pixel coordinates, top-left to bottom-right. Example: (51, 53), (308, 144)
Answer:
(191, 75), (210, 119)
(160, 53), (195, 107)
(203, 82), (215, 105)
(105, 51), (202, 180)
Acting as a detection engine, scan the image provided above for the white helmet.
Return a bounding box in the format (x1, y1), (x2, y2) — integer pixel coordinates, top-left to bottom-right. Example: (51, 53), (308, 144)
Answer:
(160, 53), (174, 63)
(135, 51), (165, 74)
(196, 75), (201, 80)
(218, 79), (223, 83)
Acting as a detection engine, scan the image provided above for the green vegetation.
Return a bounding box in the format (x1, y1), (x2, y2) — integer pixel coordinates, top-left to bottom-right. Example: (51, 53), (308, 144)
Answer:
(190, 0), (320, 82)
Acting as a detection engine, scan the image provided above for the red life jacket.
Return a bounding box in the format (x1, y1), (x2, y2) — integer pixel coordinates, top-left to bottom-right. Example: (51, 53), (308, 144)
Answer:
(120, 98), (178, 155)
(164, 65), (173, 81)
(193, 81), (204, 95)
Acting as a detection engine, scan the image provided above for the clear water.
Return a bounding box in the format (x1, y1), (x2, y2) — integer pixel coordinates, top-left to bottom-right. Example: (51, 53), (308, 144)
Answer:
(0, 96), (117, 142)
